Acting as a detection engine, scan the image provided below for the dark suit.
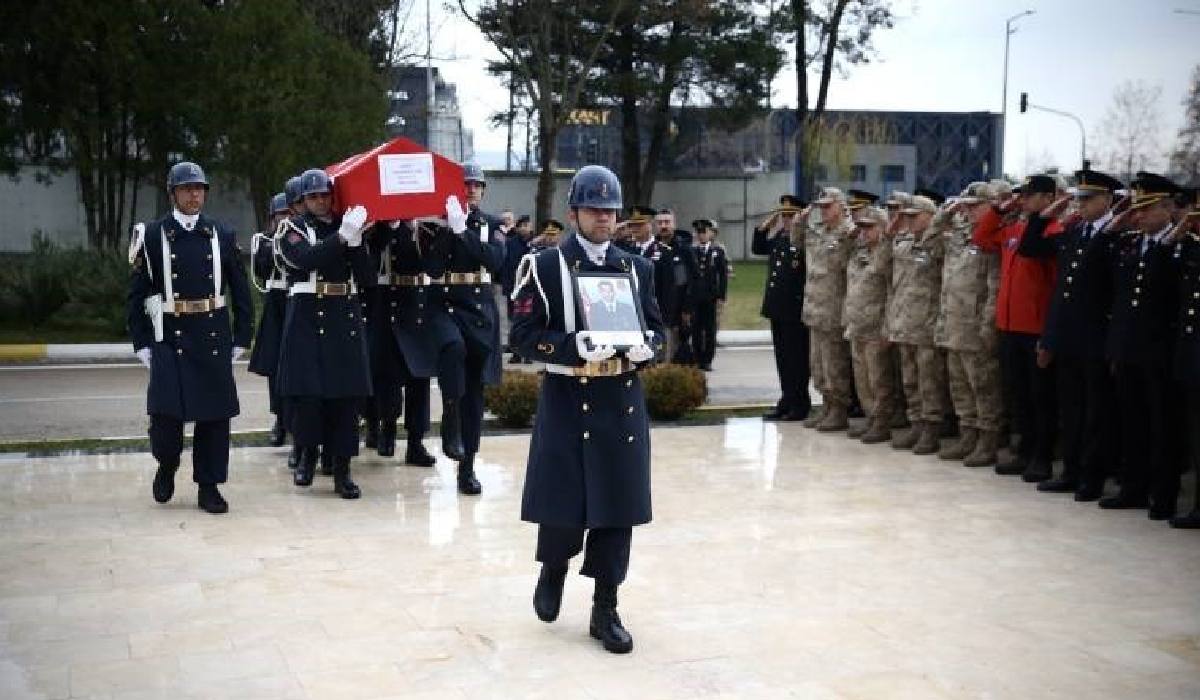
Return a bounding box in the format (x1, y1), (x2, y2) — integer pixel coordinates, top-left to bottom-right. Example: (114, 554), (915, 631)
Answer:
(126, 213), (253, 484)
(752, 226), (810, 417)
(689, 242), (728, 367)
(1025, 214), (1118, 490)
(587, 299), (639, 332)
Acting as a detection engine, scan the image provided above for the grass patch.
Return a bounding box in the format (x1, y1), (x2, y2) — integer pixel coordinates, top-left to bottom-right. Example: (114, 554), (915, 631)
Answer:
(723, 259), (768, 330)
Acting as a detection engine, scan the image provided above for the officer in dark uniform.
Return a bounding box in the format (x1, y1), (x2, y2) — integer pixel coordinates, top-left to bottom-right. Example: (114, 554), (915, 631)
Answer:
(275, 168), (374, 499)
(646, 209), (696, 362)
(249, 192), (293, 448)
(429, 163), (507, 495)
(365, 219), (445, 466)
(528, 219), (564, 254)
(1166, 193), (1200, 528)
(280, 175), (306, 470)
(510, 164), (665, 655)
(127, 161), (254, 514)
(753, 194), (811, 421)
(847, 189), (880, 211)
(1097, 173), (1182, 519)
(1020, 169), (1123, 500)
(688, 218), (728, 371)
(619, 206), (656, 256)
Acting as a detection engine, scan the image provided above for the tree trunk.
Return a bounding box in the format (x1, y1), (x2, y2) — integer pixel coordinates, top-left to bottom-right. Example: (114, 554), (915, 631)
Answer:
(535, 117), (557, 226)
(615, 24), (641, 204)
(505, 73), (515, 171)
(792, 0), (809, 198)
(640, 22), (686, 205)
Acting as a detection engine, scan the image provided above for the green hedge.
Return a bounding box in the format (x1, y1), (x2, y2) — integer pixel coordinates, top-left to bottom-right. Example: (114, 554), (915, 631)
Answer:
(0, 236), (128, 338)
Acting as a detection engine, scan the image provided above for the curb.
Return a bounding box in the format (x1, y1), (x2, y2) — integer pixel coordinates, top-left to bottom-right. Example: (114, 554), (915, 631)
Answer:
(0, 332), (776, 364)
(0, 404), (773, 457)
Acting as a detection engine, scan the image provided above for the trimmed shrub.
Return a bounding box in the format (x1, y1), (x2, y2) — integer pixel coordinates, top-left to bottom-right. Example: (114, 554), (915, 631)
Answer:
(484, 371), (543, 428)
(641, 363), (707, 420)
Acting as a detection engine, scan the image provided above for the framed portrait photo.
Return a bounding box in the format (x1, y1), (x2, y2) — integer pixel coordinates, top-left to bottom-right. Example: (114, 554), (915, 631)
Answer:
(572, 271), (647, 349)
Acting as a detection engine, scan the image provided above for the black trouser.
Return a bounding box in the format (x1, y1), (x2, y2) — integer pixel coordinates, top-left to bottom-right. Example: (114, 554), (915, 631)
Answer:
(1115, 360), (1176, 507)
(437, 337), (467, 400)
(149, 415), (230, 485)
(999, 331), (1057, 463)
(536, 525), (632, 586)
(1056, 353), (1116, 488)
(1184, 387), (1200, 508)
(377, 377), (431, 438)
(460, 349), (487, 454)
(267, 373), (282, 417)
(690, 300), (719, 367)
(769, 319), (811, 416)
(289, 397), (361, 457)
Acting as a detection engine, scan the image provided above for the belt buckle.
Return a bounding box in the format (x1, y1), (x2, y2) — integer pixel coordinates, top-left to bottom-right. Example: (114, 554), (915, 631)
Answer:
(326, 283), (348, 295)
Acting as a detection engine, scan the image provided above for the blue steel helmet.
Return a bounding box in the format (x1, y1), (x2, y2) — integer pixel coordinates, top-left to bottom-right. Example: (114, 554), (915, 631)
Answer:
(166, 161), (208, 192)
(284, 176), (302, 204)
(269, 192), (289, 215)
(463, 162), (486, 185)
(298, 168), (333, 197)
(567, 165), (622, 210)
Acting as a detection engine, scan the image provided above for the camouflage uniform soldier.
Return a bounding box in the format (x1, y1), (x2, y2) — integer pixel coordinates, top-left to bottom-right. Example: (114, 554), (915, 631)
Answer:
(800, 187), (855, 431)
(934, 182), (1003, 465)
(887, 195), (948, 454)
(883, 192), (913, 430)
(842, 206), (896, 443)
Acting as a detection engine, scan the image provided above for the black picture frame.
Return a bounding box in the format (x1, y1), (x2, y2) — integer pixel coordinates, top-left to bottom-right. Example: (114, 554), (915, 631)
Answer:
(571, 270), (647, 349)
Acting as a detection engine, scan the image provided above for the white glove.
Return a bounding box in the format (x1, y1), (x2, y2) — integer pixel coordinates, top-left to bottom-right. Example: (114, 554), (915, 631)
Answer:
(445, 195), (469, 235)
(135, 347), (152, 368)
(232, 346), (246, 363)
(575, 332), (616, 362)
(339, 205), (368, 247)
(626, 344), (654, 363)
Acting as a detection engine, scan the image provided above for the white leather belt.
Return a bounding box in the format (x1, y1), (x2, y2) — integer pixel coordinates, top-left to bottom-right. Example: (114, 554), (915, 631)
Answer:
(266, 279), (288, 290)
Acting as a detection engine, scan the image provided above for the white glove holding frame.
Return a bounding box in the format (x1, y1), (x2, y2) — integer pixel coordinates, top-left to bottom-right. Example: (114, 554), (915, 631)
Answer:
(575, 331), (616, 363)
(136, 347), (152, 368)
(625, 344), (654, 363)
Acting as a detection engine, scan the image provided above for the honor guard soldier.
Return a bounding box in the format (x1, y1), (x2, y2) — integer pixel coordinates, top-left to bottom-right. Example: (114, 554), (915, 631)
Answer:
(1166, 192), (1200, 528)
(248, 192), (294, 448)
(126, 161), (254, 514)
(842, 206), (895, 443)
(650, 208), (698, 362)
(753, 194), (811, 421)
(509, 164), (665, 654)
(1097, 173), (1183, 519)
(934, 183), (1003, 465)
(275, 168), (374, 499)
(800, 187), (855, 432)
(365, 220), (445, 465)
(974, 174), (1063, 482)
(428, 163), (507, 495)
(1020, 170), (1123, 497)
(688, 218), (727, 371)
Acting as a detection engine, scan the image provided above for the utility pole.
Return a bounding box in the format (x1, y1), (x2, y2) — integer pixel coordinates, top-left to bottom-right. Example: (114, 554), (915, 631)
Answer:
(1001, 10), (1035, 175)
(1019, 92), (1089, 170)
(425, 0), (436, 154)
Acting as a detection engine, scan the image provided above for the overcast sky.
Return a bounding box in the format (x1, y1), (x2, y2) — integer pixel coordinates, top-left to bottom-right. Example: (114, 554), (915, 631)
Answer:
(430, 0), (1198, 177)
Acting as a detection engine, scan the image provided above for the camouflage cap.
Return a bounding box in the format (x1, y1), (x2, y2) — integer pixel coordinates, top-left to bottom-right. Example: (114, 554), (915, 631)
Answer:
(885, 191), (912, 209)
(814, 187), (847, 205)
(853, 206), (888, 227)
(956, 181), (992, 204)
(901, 195), (937, 215)
(989, 179), (1014, 198)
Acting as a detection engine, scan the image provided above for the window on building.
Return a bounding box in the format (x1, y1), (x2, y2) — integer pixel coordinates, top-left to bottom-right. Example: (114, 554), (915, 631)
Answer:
(880, 164), (905, 183)
(388, 89), (409, 101)
(386, 115), (406, 128)
(849, 164), (866, 182)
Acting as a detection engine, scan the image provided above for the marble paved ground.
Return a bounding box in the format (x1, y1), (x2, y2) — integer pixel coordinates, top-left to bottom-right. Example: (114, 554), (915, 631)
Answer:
(1, 420), (1198, 699)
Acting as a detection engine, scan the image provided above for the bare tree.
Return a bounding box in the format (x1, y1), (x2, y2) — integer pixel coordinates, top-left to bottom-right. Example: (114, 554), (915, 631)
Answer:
(1170, 64), (1200, 184)
(1093, 79), (1164, 179)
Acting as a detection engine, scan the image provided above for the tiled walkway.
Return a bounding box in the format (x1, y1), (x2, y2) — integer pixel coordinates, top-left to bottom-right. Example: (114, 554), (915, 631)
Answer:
(1, 420), (1197, 699)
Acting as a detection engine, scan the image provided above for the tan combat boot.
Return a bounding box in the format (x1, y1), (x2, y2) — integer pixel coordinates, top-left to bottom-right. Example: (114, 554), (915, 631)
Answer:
(847, 417), (869, 439)
(816, 404), (849, 432)
(938, 427), (978, 461)
(860, 415), (892, 444)
(803, 404), (826, 429)
(963, 430), (1000, 467)
(891, 423), (919, 450)
(912, 421), (941, 455)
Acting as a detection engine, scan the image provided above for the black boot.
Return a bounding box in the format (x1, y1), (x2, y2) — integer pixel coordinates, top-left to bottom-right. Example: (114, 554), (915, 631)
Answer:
(589, 583), (633, 654)
(269, 417), (286, 447)
(152, 462), (179, 504)
(197, 484), (228, 514)
(333, 457), (361, 499)
(405, 439), (436, 467)
(441, 399), (465, 460)
(287, 444), (301, 471)
(457, 453), (481, 495)
(994, 453), (1028, 476)
(1021, 459), (1053, 483)
(294, 447), (317, 487)
(533, 565), (568, 622)
(319, 450), (334, 476)
(377, 423), (396, 458)
(364, 419), (379, 450)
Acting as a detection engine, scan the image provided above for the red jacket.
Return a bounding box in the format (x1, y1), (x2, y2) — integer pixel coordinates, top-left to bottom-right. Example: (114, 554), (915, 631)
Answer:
(972, 207), (1062, 335)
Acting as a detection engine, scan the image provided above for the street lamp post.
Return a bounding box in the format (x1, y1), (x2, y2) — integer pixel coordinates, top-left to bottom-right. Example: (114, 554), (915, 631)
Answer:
(1001, 9), (1035, 174)
(1022, 96), (1089, 169)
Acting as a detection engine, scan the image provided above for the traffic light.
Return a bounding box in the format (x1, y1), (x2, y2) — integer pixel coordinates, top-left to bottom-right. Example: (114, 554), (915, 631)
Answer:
(1019, 92), (1028, 113)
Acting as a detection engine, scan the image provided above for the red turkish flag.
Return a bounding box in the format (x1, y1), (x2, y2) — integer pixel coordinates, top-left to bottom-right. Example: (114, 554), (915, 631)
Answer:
(325, 137), (468, 221)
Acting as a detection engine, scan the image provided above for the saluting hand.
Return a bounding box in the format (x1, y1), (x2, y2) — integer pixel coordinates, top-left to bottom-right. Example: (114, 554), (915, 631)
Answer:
(1040, 195), (1071, 220)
